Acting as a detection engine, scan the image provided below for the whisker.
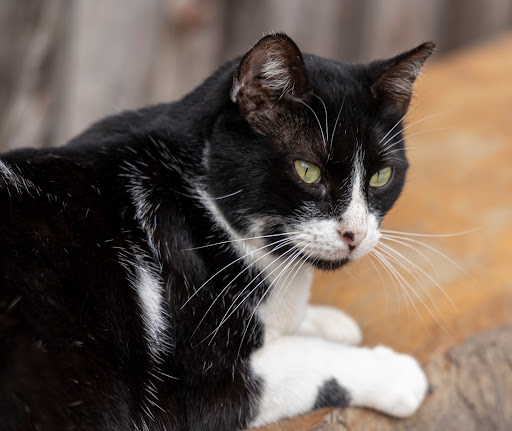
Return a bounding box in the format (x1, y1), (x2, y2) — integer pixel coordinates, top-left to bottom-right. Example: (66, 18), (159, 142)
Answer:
(383, 147), (408, 157)
(329, 95), (346, 158)
(208, 189), (243, 200)
(380, 232), (471, 277)
(379, 128), (448, 156)
(372, 249), (409, 314)
(236, 244), (309, 357)
(378, 89), (435, 146)
(205, 242), (304, 344)
(372, 249), (415, 321)
(378, 240), (457, 311)
(190, 238), (296, 337)
(381, 228), (479, 238)
(366, 253), (390, 310)
(380, 157), (409, 166)
(181, 236), (294, 308)
(183, 231), (299, 251)
(312, 93), (329, 145)
(380, 233), (440, 279)
(272, 243), (312, 313)
(266, 243), (310, 316)
(380, 111), (448, 153)
(291, 96), (327, 151)
(375, 247), (446, 331)
(375, 245), (451, 335)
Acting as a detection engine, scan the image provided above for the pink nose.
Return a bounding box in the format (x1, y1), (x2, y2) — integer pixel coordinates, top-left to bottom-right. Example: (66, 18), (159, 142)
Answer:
(338, 230), (367, 249)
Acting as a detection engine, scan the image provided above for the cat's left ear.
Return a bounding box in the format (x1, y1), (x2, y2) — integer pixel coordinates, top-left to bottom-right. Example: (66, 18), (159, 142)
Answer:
(370, 42), (436, 116)
(230, 33), (312, 125)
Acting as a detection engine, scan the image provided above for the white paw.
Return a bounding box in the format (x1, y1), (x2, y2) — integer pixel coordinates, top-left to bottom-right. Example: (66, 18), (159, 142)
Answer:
(366, 346), (428, 417)
(297, 305), (362, 345)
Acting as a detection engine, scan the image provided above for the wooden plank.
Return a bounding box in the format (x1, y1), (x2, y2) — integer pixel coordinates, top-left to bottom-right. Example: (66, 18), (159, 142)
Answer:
(57, 0), (164, 143)
(0, 0), (70, 150)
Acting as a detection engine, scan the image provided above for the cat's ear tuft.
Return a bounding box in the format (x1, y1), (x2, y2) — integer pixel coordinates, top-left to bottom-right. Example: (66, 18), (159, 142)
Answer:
(371, 42), (436, 115)
(231, 33), (311, 117)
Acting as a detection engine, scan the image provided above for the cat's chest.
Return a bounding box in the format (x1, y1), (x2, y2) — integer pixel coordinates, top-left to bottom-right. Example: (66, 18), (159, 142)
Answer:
(256, 265), (313, 343)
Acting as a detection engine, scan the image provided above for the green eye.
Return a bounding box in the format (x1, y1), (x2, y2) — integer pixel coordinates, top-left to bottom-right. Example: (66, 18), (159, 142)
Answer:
(369, 167), (393, 188)
(294, 160), (321, 184)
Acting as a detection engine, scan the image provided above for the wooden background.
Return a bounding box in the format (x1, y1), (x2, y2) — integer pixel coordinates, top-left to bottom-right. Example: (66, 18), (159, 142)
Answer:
(1, 0), (512, 152)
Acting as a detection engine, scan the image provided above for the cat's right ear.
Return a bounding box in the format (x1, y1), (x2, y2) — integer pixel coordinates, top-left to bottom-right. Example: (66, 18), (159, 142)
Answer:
(230, 33), (312, 126)
(370, 42), (436, 117)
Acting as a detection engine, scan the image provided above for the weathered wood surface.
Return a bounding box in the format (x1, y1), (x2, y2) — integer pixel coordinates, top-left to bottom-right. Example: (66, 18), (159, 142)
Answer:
(249, 32), (512, 431)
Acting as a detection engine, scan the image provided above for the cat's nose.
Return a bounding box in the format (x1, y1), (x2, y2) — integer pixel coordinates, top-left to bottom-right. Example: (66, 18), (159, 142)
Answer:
(338, 230), (367, 249)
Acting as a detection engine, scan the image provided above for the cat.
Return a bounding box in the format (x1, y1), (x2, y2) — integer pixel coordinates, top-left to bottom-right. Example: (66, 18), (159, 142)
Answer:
(0, 33), (435, 431)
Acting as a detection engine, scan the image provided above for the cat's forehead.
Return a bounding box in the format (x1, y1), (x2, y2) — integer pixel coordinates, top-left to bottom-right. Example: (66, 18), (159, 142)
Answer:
(279, 64), (380, 165)
(296, 58), (379, 146)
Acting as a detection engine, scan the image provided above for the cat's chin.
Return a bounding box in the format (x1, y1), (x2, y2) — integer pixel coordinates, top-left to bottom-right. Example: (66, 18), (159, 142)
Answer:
(307, 256), (350, 271)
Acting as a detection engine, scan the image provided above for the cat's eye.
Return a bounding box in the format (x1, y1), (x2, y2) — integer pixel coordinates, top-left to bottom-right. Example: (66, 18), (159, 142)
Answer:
(369, 167), (393, 188)
(294, 160), (321, 184)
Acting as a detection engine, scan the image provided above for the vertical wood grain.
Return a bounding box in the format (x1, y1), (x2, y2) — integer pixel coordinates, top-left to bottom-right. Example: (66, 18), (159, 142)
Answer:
(0, 0), (511, 152)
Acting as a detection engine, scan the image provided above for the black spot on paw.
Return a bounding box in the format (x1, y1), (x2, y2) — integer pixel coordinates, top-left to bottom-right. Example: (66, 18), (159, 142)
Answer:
(313, 378), (351, 409)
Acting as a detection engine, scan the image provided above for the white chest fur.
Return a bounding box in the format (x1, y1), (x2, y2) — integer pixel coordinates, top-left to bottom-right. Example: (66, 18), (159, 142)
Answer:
(257, 264), (313, 343)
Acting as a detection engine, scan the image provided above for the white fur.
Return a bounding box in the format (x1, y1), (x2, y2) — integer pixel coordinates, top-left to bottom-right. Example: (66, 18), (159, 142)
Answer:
(261, 49), (294, 96)
(117, 247), (168, 359)
(250, 337), (427, 427)
(257, 265), (313, 343)
(296, 305), (362, 345)
(340, 163), (368, 238)
(135, 265), (167, 352)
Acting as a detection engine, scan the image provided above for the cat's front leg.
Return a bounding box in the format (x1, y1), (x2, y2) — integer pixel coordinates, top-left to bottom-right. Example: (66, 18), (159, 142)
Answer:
(295, 305), (362, 345)
(249, 336), (427, 427)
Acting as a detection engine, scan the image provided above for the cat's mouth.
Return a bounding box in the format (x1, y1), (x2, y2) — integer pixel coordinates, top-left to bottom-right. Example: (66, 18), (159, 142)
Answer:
(302, 254), (350, 271)
(284, 215), (381, 270)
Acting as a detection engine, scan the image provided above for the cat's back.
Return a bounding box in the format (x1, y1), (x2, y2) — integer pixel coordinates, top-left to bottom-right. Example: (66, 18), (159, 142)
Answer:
(0, 146), (149, 430)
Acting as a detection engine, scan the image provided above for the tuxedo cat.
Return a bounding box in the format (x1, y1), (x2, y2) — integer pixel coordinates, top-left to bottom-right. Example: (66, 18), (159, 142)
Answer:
(0, 33), (434, 430)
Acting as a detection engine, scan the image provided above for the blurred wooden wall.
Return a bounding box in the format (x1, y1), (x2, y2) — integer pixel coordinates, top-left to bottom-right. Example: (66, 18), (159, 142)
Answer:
(1, 0), (512, 151)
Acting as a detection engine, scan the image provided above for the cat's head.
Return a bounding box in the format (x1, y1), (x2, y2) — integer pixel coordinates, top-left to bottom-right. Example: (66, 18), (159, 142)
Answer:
(205, 33), (434, 271)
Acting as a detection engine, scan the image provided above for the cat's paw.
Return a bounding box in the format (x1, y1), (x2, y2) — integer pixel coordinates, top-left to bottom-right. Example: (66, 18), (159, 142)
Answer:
(366, 346), (428, 417)
(297, 305), (362, 345)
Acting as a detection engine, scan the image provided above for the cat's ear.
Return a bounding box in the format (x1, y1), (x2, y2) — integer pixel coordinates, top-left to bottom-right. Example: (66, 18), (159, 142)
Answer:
(230, 33), (311, 122)
(370, 42), (436, 116)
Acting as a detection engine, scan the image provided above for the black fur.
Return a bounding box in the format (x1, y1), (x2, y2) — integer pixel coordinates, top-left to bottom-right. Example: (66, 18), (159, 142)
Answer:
(313, 378), (351, 410)
(0, 34), (433, 430)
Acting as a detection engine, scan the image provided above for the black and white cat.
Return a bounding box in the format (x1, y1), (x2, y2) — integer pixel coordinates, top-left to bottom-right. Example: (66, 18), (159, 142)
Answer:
(0, 33), (434, 430)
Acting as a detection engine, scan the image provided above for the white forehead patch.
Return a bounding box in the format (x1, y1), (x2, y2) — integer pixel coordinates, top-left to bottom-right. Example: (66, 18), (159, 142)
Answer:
(339, 159), (367, 236)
